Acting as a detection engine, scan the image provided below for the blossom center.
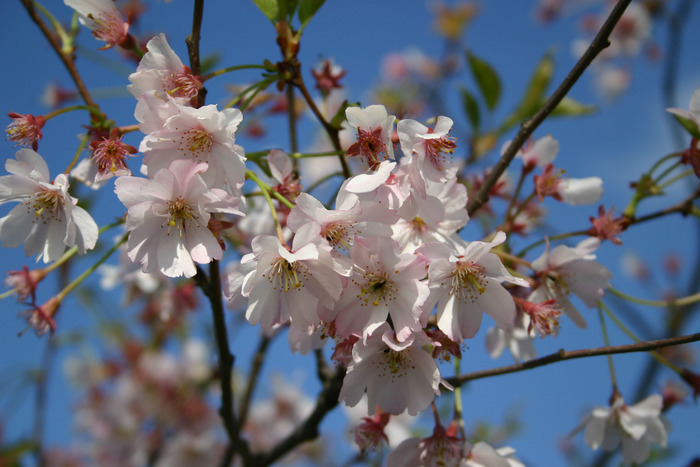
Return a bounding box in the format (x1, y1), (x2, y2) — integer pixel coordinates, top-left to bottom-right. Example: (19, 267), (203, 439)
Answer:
(87, 12), (127, 46)
(356, 272), (396, 307)
(29, 189), (64, 223)
(165, 197), (197, 235)
(322, 221), (358, 251)
(347, 127), (388, 171)
(92, 138), (132, 174)
(179, 128), (213, 161)
(449, 262), (487, 302)
(424, 131), (456, 170)
(164, 69), (202, 99)
(263, 258), (310, 292)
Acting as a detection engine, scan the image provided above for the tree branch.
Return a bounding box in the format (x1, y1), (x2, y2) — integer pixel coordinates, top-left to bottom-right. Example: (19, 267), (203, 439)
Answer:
(446, 332), (700, 387)
(238, 334), (272, 428)
(19, 0), (99, 111)
(186, 0), (207, 108)
(466, 0), (633, 216)
(255, 365), (346, 467)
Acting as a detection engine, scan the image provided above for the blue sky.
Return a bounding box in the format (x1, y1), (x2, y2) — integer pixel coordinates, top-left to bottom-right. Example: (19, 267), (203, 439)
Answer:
(1, 0), (700, 465)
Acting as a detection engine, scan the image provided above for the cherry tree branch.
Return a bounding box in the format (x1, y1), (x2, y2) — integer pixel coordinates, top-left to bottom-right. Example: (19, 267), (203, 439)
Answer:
(186, 0), (207, 107)
(446, 332), (700, 387)
(238, 334), (272, 428)
(466, 0), (633, 216)
(253, 365), (346, 467)
(19, 0), (99, 111)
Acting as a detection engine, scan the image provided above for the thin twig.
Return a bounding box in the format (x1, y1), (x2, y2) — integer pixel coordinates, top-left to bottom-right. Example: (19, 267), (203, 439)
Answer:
(19, 0), (99, 111)
(255, 365), (346, 467)
(185, 0), (207, 108)
(466, 0), (633, 216)
(238, 334), (272, 428)
(446, 332), (700, 387)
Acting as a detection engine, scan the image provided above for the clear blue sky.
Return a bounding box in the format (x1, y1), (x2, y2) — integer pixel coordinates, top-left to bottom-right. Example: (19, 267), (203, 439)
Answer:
(1, 1), (699, 466)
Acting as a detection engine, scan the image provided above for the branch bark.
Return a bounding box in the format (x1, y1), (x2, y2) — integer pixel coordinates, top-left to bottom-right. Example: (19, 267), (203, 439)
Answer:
(446, 332), (700, 387)
(466, 0), (633, 216)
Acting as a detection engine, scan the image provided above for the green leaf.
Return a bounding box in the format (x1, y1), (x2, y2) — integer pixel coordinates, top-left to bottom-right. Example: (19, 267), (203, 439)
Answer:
(549, 97), (597, 117)
(466, 50), (501, 111)
(252, 0), (279, 23)
(500, 52), (554, 132)
(298, 0), (326, 30)
(459, 86), (480, 130)
(671, 113), (700, 140)
(279, 0), (301, 22)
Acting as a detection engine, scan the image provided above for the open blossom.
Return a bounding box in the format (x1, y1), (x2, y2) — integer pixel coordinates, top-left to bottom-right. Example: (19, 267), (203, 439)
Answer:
(387, 421), (463, 467)
(462, 441), (525, 467)
(339, 323), (443, 416)
(505, 135), (558, 172)
(330, 236), (429, 343)
(572, 394), (668, 465)
(345, 105), (396, 170)
(534, 164), (603, 205)
(0, 149), (98, 263)
(64, 0), (132, 49)
(667, 85), (700, 137)
(529, 238), (612, 328)
(5, 112), (45, 151)
(224, 227), (344, 336)
(397, 116), (457, 181)
(72, 128), (138, 186)
(418, 232), (529, 342)
(128, 33), (203, 103)
(115, 160), (243, 278)
(136, 93), (246, 191)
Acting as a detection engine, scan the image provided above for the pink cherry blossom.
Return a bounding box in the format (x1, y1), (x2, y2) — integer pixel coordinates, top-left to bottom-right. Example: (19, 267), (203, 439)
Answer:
(136, 94), (246, 191)
(115, 159), (243, 278)
(419, 232), (529, 342)
(572, 393), (668, 466)
(529, 238), (612, 328)
(128, 33), (203, 103)
(0, 149), (98, 263)
(505, 135), (558, 172)
(5, 112), (45, 151)
(225, 229), (344, 336)
(331, 236), (429, 343)
(534, 164), (604, 206)
(339, 323), (442, 416)
(345, 105), (396, 170)
(397, 116), (457, 181)
(64, 0), (131, 50)
(462, 441), (525, 467)
(386, 420), (463, 467)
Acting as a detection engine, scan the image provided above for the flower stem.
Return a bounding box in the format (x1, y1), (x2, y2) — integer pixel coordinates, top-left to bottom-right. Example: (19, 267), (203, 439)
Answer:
(597, 303), (618, 392)
(609, 287), (700, 308)
(201, 64), (269, 81)
(63, 132), (91, 175)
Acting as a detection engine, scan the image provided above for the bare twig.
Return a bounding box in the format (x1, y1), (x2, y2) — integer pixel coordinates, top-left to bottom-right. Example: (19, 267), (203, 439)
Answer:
(238, 334), (272, 428)
(446, 332), (700, 387)
(185, 0), (207, 107)
(19, 0), (99, 111)
(466, 0), (633, 216)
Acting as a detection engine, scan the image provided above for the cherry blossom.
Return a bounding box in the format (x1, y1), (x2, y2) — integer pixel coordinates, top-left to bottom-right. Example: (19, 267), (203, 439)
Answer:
(115, 160), (243, 278)
(0, 149), (98, 263)
(331, 236), (429, 343)
(64, 0), (132, 50)
(224, 228), (344, 336)
(505, 135), (558, 172)
(529, 238), (612, 328)
(386, 420), (463, 467)
(419, 232), (529, 342)
(339, 323), (443, 416)
(128, 33), (203, 103)
(5, 112), (45, 151)
(136, 93), (246, 191)
(345, 105), (395, 170)
(667, 85), (700, 135)
(572, 394), (668, 465)
(397, 116), (457, 181)
(462, 441), (525, 467)
(534, 164), (604, 205)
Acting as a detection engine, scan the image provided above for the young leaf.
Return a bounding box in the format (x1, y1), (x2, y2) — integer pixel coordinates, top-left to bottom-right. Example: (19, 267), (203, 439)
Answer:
(252, 0), (279, 23)
(499, 52), (554, 132)
(550, 97), (597, 117)
(466, 50), (501, 110)
(279, 0), (301, 22)
(459, 86), (481, 130)
(671, 114), (700, 140)
(299, 0), (326, 30)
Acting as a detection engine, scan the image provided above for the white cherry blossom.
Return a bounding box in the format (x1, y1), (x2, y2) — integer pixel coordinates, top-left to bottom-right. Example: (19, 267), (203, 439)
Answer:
(0, 149), (98, 263)
(115, 160), (243, 278)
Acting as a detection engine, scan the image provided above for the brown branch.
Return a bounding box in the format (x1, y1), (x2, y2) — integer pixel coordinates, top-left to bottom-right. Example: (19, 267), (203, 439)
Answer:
(186, 0), (207, 108)
(466, 0), (633, 216)
(238, 334), (272, 428)
(446, 332), (700, 387)
(19, 0), (99, 111)
(622, 186), (700, 227)
(201, 261), (252, 467)
(253, 365), (346, 467)
(289, 58), (352, 179)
